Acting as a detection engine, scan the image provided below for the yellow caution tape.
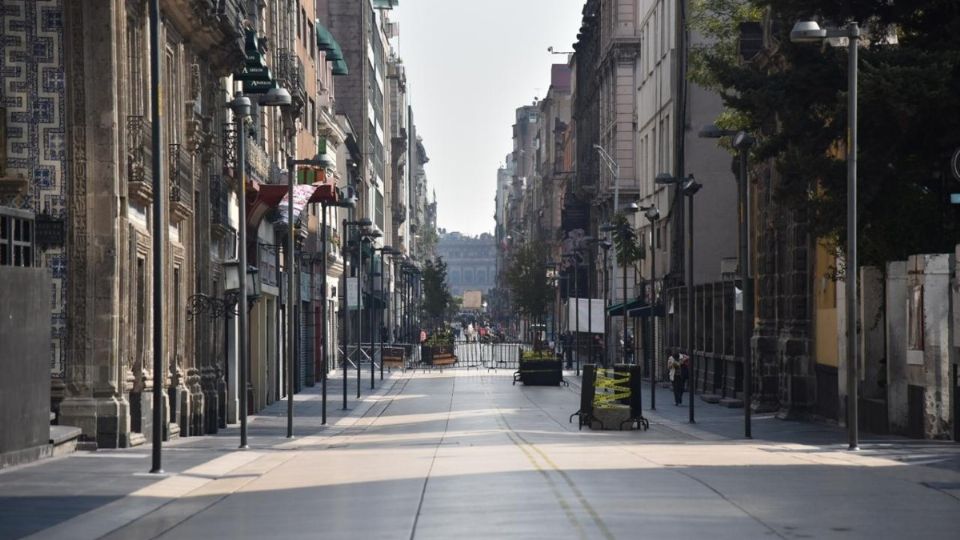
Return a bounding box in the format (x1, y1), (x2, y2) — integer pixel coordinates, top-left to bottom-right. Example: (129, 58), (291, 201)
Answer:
(593, 368), (631, 407)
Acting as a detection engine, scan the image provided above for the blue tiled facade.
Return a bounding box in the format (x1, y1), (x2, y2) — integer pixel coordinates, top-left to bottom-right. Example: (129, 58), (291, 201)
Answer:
(0, 0), (66, 375)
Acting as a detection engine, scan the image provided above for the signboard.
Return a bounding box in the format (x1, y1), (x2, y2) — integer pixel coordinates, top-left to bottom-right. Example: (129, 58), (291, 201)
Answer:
(462, 290), (483, 310)
(235, 65), (272, 82)
(565, 298), (605, 333)
(242, 79), (277, 94)
(346, 277), (361, 309)
(35, 215), (64, 249)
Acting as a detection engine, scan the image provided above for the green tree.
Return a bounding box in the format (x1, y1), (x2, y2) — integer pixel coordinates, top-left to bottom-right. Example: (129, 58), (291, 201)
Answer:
(610, 213), (645, 270)
(505, 240), (555, 322)
(690, 0), (960, 266)
(422, 257), (453, 328)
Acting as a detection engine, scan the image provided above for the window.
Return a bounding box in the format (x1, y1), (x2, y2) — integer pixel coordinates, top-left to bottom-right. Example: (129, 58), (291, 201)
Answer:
(126, 15), (144, 115)
(173, 266), (182, 358)
(302, 8), (308, 44)
(908, 284), (924, 350)
(136, 257), (146, 365)
(296, 5), (301, 40)
(308, 21), (315, 59)
(0, 210), (33, 267)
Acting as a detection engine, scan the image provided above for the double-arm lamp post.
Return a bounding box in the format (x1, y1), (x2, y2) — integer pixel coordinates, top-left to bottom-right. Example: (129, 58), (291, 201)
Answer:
(655, 173), (702, 424)
(318, 190), (356, 425)
(361, 228), (384, 392)
(341, 217), (373, 409)
(373, 244), (395, 385)
(640, 205), (660, 409)
(699, 123), (755, 438)
(790, 18), (862, 450)
(284, 155), (326, 439)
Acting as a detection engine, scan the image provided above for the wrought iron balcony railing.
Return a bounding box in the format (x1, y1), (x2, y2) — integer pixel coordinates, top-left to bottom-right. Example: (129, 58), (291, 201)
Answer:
(127, 115), (147, 184)
(222, 121), (238, 176)
(169, 143), (183, 203)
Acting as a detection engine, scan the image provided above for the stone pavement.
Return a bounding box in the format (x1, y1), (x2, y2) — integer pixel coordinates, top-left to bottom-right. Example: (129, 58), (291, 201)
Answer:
(2, 367), (960, 539)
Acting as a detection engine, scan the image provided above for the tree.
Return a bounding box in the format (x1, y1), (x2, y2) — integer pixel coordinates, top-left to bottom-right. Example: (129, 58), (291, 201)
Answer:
(689, 0), (960, 266)
(610, 212), (645, 271)
(422, 257), (453, 328)
(505, 240), (555, 322)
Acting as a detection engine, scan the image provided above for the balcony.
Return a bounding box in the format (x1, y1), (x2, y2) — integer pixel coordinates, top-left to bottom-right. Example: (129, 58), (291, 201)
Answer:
(161, 0), (245, 75)
(221, 121), (238, 180)
(245, 140), (271, 184)
(210, 173), (230, 237)
(126, 115), (153, 204)
(276, 49), (306, 117)
(169, 143), (193, 221)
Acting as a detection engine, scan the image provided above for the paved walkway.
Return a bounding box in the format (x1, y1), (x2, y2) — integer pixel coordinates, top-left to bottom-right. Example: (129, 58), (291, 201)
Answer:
(3, 368), (960, 539)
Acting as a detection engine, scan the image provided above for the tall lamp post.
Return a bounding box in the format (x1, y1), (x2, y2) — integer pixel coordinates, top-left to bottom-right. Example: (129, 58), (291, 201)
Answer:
(148, 0), (165, 474)
(790, 19), (861, 450)
(699, 123), (755, 438)
(641, 205), (660, 409)
(594, 144), (621, 365)
(375, 246), (396, 381)
(656, 173), (702, 423)
(317, 189), (355, 425)
(342, 218), (372, 408)
(363, 229), (383, 390)
(599, 240), (612, 365)
(225, 82), (290, 450)
(283, 156), (324, 439)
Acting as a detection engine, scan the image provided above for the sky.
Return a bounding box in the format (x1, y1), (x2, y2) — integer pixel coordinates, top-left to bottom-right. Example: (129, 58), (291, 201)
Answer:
(392, 0), (586, 237)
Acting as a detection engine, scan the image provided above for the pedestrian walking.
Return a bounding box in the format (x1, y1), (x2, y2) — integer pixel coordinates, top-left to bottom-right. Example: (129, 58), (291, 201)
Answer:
(668, 350), (685, 406)
(592, 334), (604, 366)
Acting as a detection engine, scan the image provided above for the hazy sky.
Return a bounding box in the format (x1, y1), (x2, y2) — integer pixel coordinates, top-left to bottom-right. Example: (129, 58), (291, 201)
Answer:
(393, 0), (585, 236)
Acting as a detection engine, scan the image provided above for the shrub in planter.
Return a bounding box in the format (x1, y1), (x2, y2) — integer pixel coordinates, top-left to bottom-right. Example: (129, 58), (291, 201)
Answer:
(515, 350), (563, 386)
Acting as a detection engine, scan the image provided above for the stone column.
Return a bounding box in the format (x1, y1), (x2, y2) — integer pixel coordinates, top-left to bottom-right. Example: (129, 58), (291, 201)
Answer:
(777, 216), (815, 418)
(751, 167), (781, 413)
(60, 0), (131, 448)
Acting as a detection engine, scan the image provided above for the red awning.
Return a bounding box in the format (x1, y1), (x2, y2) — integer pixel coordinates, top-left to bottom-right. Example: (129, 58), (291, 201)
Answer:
(246, 181), (289, 229)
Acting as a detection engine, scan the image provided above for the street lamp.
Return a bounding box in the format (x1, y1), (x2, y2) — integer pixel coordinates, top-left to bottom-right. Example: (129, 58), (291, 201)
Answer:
(148, 0), (164, 474)
(363, 228), (384, 390)
(376, 246), (397, 381)
(318, 190), (356, 425)
(642, 205), (660, 409)
(283, 155), (325, 439)
(577, 238), (598, 366)
(598, 240), (612, 366)
(342, 217), (372, 408)
(563, 252), (582, 373)
(791, 18), (862, 450)
(657, 173), (702, 423)
(699, 122), (755, 438)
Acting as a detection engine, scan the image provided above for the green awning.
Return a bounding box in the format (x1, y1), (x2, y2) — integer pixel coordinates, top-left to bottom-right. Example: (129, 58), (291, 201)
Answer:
(372, 0), (399, 8)
(607, 299), (645, 317)
(316, 22), (349, 75)
(626, 303), (665, 319)
(331, 59), (349, 76)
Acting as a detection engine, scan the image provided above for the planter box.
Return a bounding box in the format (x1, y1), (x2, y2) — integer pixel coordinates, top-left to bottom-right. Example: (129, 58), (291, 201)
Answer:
(383, 346), (405, 369)
(515, 358), (563, 386)
(422, 345), (457, 366)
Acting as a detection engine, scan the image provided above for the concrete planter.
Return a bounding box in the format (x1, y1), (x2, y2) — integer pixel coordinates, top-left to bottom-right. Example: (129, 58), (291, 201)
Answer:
(515, 358), (563, 386)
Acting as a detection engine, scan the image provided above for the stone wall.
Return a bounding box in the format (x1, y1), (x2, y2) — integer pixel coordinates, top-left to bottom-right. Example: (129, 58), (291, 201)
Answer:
(0, 266), (51, 467)
(0, 0), (68, 379)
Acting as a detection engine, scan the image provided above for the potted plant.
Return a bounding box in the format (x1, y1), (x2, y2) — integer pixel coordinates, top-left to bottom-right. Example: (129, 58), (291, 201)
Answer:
(515, 347), (564, 386)
(423, 328), (456, 366)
